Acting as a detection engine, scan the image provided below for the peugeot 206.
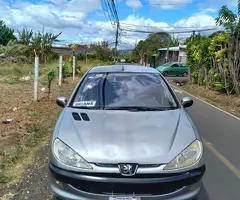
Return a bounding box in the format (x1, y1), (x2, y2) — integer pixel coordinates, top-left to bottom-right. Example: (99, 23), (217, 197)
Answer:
(49, 65), (205, 200)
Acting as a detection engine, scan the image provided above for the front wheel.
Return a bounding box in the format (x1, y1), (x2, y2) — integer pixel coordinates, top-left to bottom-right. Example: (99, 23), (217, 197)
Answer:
(163, 71), (168, 76)
(183, 72), (188, 77)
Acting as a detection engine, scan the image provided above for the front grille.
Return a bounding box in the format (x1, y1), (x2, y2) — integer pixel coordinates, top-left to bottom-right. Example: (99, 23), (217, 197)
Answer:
(95, 163), (161, 168)
(70, 180), (184, 195)
(73, 172), (184, 178)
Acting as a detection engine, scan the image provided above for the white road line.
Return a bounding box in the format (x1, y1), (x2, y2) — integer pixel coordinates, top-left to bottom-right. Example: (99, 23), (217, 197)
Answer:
(171, 85), (240, 121)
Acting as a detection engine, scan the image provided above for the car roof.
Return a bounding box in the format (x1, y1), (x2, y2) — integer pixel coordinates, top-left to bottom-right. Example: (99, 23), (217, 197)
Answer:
(89, 65), (159, 73)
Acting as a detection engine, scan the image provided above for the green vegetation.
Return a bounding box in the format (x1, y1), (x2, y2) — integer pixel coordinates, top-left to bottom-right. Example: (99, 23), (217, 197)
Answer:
(185, 4), (240, 96)
(0, 21), (16, 46)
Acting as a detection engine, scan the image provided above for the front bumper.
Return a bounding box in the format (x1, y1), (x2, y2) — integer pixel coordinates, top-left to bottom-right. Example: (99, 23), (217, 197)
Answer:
(49, 164), (205, 200)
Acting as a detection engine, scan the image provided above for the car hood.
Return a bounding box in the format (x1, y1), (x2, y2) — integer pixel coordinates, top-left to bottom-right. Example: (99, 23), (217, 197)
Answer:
(57, 108), (197, 164)
(156, 66), (167, 71)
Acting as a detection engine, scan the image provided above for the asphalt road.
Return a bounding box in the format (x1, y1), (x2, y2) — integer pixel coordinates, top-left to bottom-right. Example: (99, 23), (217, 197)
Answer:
(174, 87), (240, 200)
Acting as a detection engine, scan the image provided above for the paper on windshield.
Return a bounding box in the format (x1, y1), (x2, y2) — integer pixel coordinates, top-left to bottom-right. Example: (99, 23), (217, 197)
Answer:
(73, 101), (96, 107)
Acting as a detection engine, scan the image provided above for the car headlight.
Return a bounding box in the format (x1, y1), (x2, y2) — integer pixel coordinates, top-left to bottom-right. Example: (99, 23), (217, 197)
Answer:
(53, 139), (92, 169)
(164, 140), (203, 170)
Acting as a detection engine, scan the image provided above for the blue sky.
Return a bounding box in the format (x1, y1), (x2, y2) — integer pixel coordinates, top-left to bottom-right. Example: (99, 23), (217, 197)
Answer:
(0, 0), (237, 49)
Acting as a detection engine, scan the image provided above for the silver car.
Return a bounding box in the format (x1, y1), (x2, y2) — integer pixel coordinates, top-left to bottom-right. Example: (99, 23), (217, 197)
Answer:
(49, 65), (205, 200)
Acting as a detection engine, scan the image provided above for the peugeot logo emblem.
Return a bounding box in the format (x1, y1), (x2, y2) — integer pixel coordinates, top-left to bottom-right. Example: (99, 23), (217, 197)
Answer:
(118, 163), (138, 176)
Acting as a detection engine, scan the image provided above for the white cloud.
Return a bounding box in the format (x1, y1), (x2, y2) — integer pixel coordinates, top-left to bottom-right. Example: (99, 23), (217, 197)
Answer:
(126, 0), (143, 9)
(174, 14), (216, 28)
(148, 0), (193, 9)
(0, 0), (220, 49)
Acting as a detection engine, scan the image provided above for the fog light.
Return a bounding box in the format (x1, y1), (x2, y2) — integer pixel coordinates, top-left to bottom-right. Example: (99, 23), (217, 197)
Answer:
(56, 180), (63, 188)
(189, 183), (200, 191)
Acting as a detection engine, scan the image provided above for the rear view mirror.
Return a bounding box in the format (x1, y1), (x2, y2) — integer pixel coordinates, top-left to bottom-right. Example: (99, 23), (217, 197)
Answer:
(56, 96), (67, 108)
(181, 96), (193, 108)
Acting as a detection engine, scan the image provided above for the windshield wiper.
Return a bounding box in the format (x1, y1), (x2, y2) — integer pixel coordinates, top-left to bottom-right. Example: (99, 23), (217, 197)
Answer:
(104, 106), (175, 111)
(71, 106), (91, 109)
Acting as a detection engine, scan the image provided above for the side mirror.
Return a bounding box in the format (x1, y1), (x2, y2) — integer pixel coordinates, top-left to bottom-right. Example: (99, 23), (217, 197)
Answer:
(181, 96), (193, 108)
(56, 96), (67, 108)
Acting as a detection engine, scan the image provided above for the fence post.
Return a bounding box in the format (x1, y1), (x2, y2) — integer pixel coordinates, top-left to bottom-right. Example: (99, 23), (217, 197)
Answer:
(34, 56), (39, 102)
(73, 56), (76, 80)
(59, 55), (63, 86)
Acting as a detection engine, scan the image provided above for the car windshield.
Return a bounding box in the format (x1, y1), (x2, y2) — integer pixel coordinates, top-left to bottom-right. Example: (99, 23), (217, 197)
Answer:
(72, 72), (178, 111)
(162, 62), (172, 67)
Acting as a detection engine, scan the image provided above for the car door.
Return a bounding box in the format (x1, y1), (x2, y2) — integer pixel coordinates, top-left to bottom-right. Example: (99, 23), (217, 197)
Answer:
(179, 63), (188, 75)
(169, 63), (180, 75)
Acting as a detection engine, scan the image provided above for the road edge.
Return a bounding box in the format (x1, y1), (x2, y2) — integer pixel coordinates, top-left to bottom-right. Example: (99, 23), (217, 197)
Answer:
(170, 84), (240, 121)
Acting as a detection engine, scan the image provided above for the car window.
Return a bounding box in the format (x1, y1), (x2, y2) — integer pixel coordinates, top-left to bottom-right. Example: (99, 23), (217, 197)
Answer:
(172, 63), (179, 68)
(72, 72), (178, 110)
(162, 62), (172, 67)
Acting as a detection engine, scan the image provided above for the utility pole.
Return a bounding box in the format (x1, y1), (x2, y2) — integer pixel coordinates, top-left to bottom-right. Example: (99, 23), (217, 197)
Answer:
(114, 22), (120, 63)
(165, 35), (170, 63)
(85, 44), (87, 63)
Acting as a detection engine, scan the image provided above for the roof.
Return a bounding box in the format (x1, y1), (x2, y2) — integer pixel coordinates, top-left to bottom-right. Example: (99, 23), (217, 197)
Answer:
(89, 65), (158, 73)
(51, 46), (94, 54)
(158, 45), (187, 52)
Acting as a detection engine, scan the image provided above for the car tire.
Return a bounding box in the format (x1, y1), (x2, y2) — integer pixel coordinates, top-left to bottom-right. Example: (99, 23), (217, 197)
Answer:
(183, 72), (188, 77)
(163, 71), (168, 76)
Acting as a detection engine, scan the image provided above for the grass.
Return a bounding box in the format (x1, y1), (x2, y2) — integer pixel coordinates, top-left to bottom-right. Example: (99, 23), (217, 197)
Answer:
(0, 116), (58, 185)
(27, 111), (38, 118)
(0, 146), (25, 183)
(5, 79), (18, 85)
(25, 118), (55, 147)
(0, 66), (33, 77)
(0, 60), (97, 186)
(0, 192), (15, 200)
(0, 61), (59, 77)
(171, 81), (240, 118)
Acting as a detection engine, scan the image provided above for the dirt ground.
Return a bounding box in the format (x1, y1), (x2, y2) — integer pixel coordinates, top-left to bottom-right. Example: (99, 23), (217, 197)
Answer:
(0, 75), (79, 198)
(0, 144), (53, 200)
(0, 77), (76, 150)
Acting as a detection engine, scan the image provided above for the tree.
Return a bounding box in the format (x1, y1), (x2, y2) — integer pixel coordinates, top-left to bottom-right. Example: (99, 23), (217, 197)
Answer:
(90, 41), (112, 61)
(31, 31), (62, 63)
(69, 44), (78, 55)
(133, 32), (179, 61)
(0, 20), (16, 45)
(215, 5), (240, 95)
(17, 28), (33, 45)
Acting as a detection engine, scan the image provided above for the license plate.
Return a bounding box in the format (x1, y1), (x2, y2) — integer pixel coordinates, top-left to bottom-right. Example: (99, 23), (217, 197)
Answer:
(109, 197), (141, 200)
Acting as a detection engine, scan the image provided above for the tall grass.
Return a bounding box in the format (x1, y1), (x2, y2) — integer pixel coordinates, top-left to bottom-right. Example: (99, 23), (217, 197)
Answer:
(0, 59), (108, 78)
(0, 62), (59, 77)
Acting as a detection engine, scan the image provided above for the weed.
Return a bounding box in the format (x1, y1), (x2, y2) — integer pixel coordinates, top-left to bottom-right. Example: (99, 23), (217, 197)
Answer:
(25, 123), (40, 133)
(5, 79), (18, 84)
(25, 119), (55, 147)
(0, 172), (12, 184)
(40, 80), (48, 86)
(0, 192), (15, 200)
(28, 111), (37, 118)
(0, 146), (24, 170)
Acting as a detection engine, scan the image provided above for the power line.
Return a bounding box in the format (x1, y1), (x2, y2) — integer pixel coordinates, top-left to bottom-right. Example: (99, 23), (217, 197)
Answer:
(128, 0), (202, 7)
(119, 22), (218, 29)
(120, 27), (220, 34)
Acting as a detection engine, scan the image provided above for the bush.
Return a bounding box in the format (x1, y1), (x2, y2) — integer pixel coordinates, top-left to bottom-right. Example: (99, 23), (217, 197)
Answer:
(191, 71), (199, 84)
(213, 82), (226, 93)
(62, 62), (72, 80)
